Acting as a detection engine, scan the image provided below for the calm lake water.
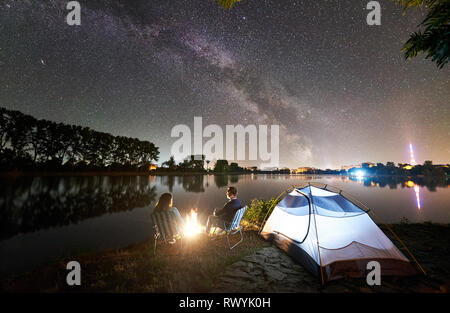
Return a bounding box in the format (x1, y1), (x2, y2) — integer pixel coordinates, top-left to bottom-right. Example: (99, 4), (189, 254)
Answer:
(1, 174), (449, 279)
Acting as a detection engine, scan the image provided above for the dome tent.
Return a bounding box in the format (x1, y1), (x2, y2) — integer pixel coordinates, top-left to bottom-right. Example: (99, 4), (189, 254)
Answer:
(260, 183), (423, 284)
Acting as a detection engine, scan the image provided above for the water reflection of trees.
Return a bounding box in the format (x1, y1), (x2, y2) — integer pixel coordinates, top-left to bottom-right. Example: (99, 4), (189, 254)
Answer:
(160, 174), (447, 193)
(157, 174), (243, 192)
(214, 175), (231, 188)
(2, 174), (445, 240)
(160, 175), (176, 193)
(158, 175), (207, 193)
(0, 176), (157, 240)
(179, 175), (205, 193)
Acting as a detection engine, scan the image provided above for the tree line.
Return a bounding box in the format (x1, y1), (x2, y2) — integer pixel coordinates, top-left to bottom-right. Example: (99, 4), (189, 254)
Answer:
(159, 156), (251, 173)
(347, 161), (449, 177)
(285, 161), (449, 177)
(0, 107), (159, 172)
(213, 159), (249, 173)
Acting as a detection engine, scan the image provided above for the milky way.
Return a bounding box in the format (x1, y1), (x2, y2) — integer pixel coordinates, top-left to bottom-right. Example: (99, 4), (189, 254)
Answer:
(0, 0), (449, 168)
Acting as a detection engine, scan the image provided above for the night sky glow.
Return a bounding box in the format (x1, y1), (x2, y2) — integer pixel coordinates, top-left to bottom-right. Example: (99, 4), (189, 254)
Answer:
(0, 0), (449, 168)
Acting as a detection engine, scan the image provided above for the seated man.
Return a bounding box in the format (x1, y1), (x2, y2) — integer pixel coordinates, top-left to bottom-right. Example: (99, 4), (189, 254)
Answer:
(205, 186), (243, 235)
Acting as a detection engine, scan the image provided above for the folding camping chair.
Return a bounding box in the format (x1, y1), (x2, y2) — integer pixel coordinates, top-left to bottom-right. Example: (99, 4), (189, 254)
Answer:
(211, 206), (247, 250)
(151, 211), (184, 255)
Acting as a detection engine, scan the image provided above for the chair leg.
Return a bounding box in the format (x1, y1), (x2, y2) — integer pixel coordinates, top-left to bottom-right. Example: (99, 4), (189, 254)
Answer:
(154, 233), (160, 256)
(229, 228), (244, 250)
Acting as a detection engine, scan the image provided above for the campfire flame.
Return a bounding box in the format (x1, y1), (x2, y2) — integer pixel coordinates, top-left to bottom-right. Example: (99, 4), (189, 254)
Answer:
(184, 208), (203, 236)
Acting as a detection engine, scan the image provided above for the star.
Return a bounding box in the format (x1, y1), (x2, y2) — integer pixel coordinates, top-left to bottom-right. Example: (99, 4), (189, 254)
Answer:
(0, 0), (447, 168)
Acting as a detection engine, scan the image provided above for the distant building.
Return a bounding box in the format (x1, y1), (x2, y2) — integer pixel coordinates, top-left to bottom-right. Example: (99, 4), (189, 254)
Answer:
(260, 166), (278, 172)
(246, 166), (258, 172)
(149, 164), (157, 171)
(341, 164), (362, 171)
(294, 167), (315, 174)
(400, 163), (414, 170)
(278, 167), (291, 174)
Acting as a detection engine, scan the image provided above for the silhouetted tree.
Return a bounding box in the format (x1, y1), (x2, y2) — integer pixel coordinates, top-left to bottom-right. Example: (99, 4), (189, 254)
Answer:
(386, 161), (396, 168)
(395, 0), (449, 68)
(0, 107), (159, 171)
(214, 159), (229, 172)
(176, 155), (205, 171)
(162, 156), (177, 170)
(0, 107), (13, 154)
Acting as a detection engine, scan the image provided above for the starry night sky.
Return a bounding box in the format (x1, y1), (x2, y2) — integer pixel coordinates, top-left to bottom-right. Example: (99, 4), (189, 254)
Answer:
(0, 0), (449, 169)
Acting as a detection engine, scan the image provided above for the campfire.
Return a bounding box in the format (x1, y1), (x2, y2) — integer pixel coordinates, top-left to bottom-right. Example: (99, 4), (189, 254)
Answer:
(184, 208), (203, 237)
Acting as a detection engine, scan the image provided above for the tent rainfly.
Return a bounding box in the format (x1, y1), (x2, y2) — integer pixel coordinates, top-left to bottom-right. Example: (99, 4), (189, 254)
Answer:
(260, 184), (421, 284)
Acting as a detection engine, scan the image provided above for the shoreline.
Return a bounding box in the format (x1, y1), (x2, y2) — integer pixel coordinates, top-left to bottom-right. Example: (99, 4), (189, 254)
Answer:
(2, 222), (449, 292)
(1, 171), (447, 178)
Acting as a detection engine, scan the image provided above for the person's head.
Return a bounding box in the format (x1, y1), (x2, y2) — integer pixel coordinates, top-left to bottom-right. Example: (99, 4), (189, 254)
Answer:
(226, 186), (237, 200)
(154, 193), (173, 213)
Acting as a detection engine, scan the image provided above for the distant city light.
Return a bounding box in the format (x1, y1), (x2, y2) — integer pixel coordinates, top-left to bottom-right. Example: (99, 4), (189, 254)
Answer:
(355, 170), (365, 179)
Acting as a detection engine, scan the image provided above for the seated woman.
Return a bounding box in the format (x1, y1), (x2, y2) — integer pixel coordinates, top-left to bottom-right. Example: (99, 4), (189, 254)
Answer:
(153, 193), (184, 241)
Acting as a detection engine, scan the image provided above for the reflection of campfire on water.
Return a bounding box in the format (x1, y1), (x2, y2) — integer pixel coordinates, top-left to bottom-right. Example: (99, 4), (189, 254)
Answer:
(184, 208), (203, 237)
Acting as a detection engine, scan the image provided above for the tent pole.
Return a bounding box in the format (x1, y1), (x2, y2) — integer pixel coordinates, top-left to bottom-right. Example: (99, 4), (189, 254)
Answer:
(293, 189), (313, 244)
(310, 185), (325, 286)
(259, 183), (309, 233)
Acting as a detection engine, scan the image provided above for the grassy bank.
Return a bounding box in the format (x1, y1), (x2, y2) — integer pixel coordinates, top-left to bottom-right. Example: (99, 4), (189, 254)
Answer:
(2, 222), (449, 293)
(2, 226), (270, 292)
(1, 199), (450, 293)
